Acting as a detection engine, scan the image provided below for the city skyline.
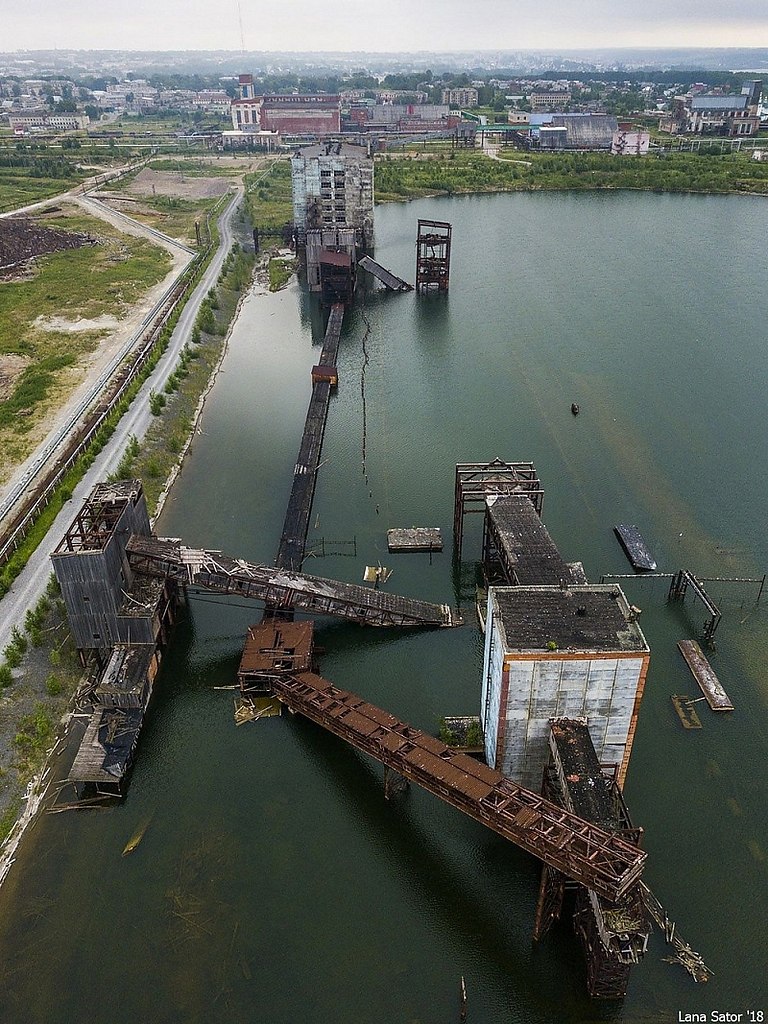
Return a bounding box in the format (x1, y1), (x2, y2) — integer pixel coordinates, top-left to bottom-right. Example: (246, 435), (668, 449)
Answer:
(6, 0), (768, 55)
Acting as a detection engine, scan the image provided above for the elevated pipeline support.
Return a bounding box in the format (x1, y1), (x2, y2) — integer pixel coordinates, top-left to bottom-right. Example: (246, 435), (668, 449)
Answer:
(271, 672), (645, 902)
(126, 536), (459, 628)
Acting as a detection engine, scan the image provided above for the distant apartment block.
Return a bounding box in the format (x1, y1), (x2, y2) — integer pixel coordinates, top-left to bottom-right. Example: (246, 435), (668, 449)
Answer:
(529, 90), (571, 111)
(10, 110), (89, 132)
(442, 87), (479, 108)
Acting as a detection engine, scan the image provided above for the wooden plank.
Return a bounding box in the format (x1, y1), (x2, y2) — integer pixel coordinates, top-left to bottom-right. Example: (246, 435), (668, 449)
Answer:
(677, 640), (734, 711)
(671, 695), (703, 729)
(387, 528), (443, 552)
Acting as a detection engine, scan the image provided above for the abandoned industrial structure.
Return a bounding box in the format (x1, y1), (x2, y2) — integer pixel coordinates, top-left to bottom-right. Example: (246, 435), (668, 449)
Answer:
(291, 142), (374, 297)
(44, 166), (707, 998)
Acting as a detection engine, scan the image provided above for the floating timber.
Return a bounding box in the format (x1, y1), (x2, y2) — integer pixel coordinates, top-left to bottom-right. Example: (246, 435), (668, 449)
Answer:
(640, 881), (713, 983)
(358, 255), (413, 291)
(387, 528), (443, 553)
(126, 536), (459, 628)
(677, 640), (733, 710)
(671, 695), (703, 729)
(614, 525), (657, 572)
(271, 672), (646, 902)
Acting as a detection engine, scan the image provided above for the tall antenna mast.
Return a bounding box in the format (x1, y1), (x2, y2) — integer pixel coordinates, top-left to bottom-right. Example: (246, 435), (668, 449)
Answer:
(237, 0), (245, 53)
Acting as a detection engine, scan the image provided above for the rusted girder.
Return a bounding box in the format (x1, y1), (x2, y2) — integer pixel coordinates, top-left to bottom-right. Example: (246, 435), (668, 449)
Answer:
(272, 673), (646, 902)
(126, 536), (460, 628)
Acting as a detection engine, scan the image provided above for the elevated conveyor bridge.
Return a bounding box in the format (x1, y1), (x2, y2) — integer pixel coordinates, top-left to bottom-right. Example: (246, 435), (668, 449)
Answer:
(271, 672), (646, 902)
(126, 536), (459, 628)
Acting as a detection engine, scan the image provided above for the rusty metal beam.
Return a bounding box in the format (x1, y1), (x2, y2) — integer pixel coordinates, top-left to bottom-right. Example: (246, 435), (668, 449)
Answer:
(126, 536), (459, 628)
(272, 672), (646, 901)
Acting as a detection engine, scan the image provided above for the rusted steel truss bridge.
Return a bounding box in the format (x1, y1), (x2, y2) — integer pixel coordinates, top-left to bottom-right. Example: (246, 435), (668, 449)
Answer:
(271, 672), (645, 903)
(126, 536), (458, 628)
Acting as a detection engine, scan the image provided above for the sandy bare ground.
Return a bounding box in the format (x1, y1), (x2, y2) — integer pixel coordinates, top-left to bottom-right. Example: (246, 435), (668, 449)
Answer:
(0, 196), (194, 496)
(123, 166), (231, 200)
(0, 355), (30, 402)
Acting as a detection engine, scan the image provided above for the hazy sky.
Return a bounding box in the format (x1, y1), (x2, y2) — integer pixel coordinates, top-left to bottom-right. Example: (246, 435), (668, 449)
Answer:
(5, 0), (768, 53)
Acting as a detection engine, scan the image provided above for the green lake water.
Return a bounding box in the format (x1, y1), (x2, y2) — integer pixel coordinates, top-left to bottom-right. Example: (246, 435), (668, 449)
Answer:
(0, 190), (766, 1023)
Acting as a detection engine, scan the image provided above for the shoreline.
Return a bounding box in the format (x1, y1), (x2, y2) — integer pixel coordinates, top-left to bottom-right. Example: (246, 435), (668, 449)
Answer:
(0, 249), (282, 890)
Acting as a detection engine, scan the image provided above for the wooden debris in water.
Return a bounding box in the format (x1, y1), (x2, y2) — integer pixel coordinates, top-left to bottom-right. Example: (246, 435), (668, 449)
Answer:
(122, 815), (152, 856)
(640, 881), (713, 983)
(234, 696), (281, 726)
(363, 565), (393, 585)
(671, 695), (703, 729)
(678, 640), (734, 711)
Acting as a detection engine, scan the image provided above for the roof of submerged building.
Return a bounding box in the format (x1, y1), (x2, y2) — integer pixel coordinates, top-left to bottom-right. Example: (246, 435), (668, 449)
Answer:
(491, 584), (648, 654)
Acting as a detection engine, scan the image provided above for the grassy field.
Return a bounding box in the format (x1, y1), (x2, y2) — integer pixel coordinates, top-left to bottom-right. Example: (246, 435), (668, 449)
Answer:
(243, 158), (293, 231)
(0, 204), (171, 472)
(374, 149), (768, 201)
(97, 156), (254, 242)
(106, 193), (220, 244)
(0, 152), (89, 212)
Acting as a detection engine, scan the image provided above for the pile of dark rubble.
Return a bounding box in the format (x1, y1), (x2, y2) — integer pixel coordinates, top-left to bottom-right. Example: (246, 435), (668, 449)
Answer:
(0, 215), (98, 273)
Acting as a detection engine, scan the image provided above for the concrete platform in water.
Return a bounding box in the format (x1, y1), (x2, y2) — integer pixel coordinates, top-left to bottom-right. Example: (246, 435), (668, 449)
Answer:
(614, 524), (657, 571)
(387, 527), (443, 552)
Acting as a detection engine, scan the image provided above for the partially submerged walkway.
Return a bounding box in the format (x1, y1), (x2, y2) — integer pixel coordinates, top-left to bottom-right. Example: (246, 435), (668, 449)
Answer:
(127, 536), (458, 627)
(275, 303), (344, 571)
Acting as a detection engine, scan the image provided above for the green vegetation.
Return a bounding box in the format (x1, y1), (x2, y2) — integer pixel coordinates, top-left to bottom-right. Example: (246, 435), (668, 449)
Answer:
(374, 150), (768, 202)
(465, 719), (482, 747)
(439, 716), (483, 748)
(0, 151), (88, 212)
(114, 193), (220, 245)
(0, 205), (172, 472)
(0, 194), (230, 601)
(268, 257), (295, 292)
(149, 389), (167, 415)
(0, 799), (21, 844)
(0, 353), (76, 430)
(438, 717), (459, 746)
(243, 159), (292, 230)
(13, 704), (56, 781)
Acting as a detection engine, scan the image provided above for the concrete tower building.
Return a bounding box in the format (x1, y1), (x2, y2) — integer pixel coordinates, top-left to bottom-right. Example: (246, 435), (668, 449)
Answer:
(291, 142), (374, 250)
(291, 142), (374, 296)
(481, 584), (649, 791)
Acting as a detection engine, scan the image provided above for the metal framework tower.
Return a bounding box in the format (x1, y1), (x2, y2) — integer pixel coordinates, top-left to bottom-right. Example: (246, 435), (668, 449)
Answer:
(416, 219), (452, 292)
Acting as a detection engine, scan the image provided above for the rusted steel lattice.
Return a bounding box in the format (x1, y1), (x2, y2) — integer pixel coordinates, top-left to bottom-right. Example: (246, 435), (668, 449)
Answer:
(272, 672), (646, 902)
(416, 219), (452, 293)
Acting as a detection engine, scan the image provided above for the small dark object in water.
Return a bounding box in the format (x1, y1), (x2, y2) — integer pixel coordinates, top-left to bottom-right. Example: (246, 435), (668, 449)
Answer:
(571, 403), (580, 415)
